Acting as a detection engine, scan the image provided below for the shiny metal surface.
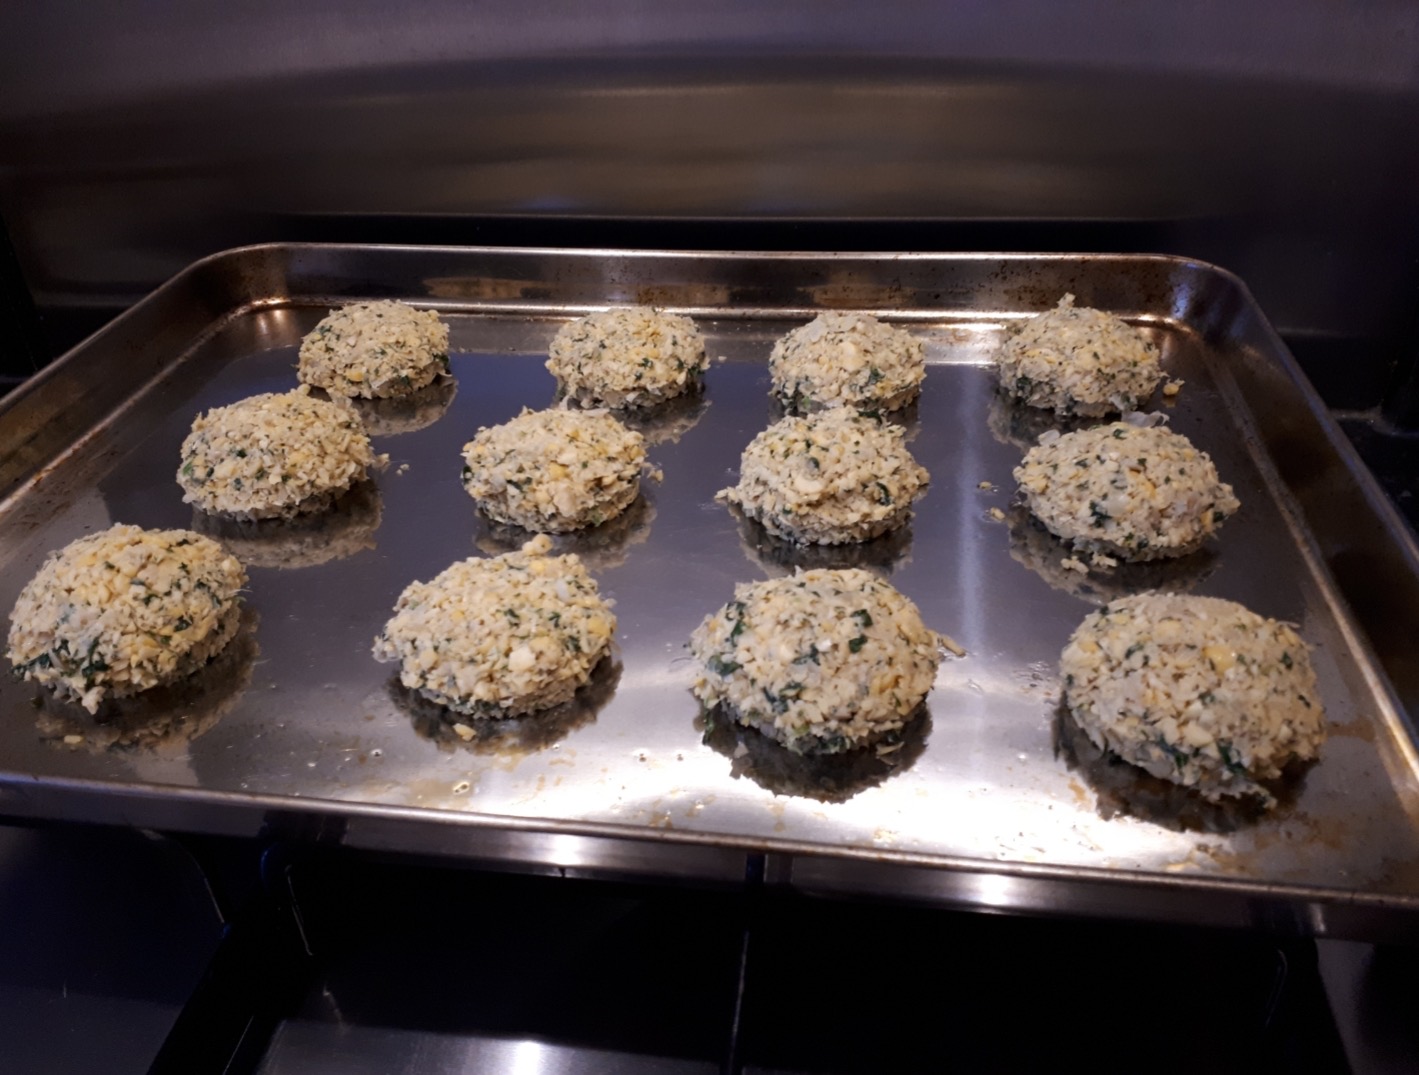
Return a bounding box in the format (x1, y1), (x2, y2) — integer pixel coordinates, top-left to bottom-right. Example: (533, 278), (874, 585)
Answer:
(11, 0), (1419, 117)
(258, 1030), (716, 1075)
(4, 6), (1419, 383)
(1, 245), (1417, 939)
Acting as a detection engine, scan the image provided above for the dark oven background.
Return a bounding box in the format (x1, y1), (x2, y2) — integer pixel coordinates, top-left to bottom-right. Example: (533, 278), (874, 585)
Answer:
(3, 3), (1419, 419)
(1, 5), (1417, 1074)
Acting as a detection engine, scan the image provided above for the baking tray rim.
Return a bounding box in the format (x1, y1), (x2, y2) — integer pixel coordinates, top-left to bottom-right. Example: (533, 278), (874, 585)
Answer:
(10, 764), (1419, 899)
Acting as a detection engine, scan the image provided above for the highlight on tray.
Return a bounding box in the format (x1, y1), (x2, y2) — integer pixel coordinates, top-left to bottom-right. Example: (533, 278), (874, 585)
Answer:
(769, 311), (925, 415)
(298, 299), (451, 400)
(1013, 416), (1239, 571)
(546, 307), (708, 410)
(7, 524), (248, 714)
(178, 386), (388, 521)
(1058, 592), (1325, 807)
(460, 406), (658, 534)
(688, 569), (960, 757)
(373, 535), (616, 720)
(994, 293), (1170, 417)
(717, 408), (929, 547)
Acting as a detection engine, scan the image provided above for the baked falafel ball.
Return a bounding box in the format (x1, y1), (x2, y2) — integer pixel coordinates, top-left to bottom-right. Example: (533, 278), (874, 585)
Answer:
(547, 307), (707, 409)
(1060, 592), (1325, 802)
(178, 386), (385, 520)
(689, 569), (945, 754)
(769, 312), (925, 413)
(996, 294), (1161, 417)
(8, 524), (247, 713)
(1013, 420), (1238, 562)
(373, 535), (616, 717)
(718, 408), (928, 545)
(298, 300), (450, 399)
(460, 407), (649, 533)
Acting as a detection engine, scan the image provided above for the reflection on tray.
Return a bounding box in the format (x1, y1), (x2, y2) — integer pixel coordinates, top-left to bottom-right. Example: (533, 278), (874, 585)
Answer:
(1007, 507), (1215, 603)
(425, 275), (552, 302)
(769, 396), (921, 442)
(986, 390), (1094, 451)
(730, 509), (913, 579)
(474, 495), (654, 573)
(614, 389), (711, 447)
(801, 280), (911, 309)
(699, 704), (930, 803)
(193, 481), (382, 569)
(396, 656), (622, 757)
(343, 377), (458, 437)
(1052, 701), (1311, 833)
(556, 385), (711, 447)
(34, 609), (259, 757)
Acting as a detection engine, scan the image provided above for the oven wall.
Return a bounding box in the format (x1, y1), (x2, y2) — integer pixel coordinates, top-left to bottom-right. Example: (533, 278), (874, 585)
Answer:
(2, 1), (1417, 406)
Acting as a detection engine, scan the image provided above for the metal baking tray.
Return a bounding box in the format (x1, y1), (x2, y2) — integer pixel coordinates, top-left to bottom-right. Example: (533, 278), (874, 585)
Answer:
(2, 244), (1417, 941)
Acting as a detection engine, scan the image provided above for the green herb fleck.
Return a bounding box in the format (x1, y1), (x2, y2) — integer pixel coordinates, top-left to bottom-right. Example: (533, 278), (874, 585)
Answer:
(707, 654), (740, 676)
(726, 600), (748, 643)
(79, 640), (109, 685)
(15, 652), (52, 675)
(1217, 739), (1248, 776)
(1156, 737), (1190, 773)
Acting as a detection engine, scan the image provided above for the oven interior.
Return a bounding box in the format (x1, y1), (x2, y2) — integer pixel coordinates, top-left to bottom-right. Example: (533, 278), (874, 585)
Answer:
(2, 824), (1374, 1075)
(3, 7), (1419, 1073)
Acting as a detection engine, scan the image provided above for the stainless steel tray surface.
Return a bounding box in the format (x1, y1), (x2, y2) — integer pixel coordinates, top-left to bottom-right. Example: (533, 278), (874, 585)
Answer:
(2, 245), (1417, 940)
